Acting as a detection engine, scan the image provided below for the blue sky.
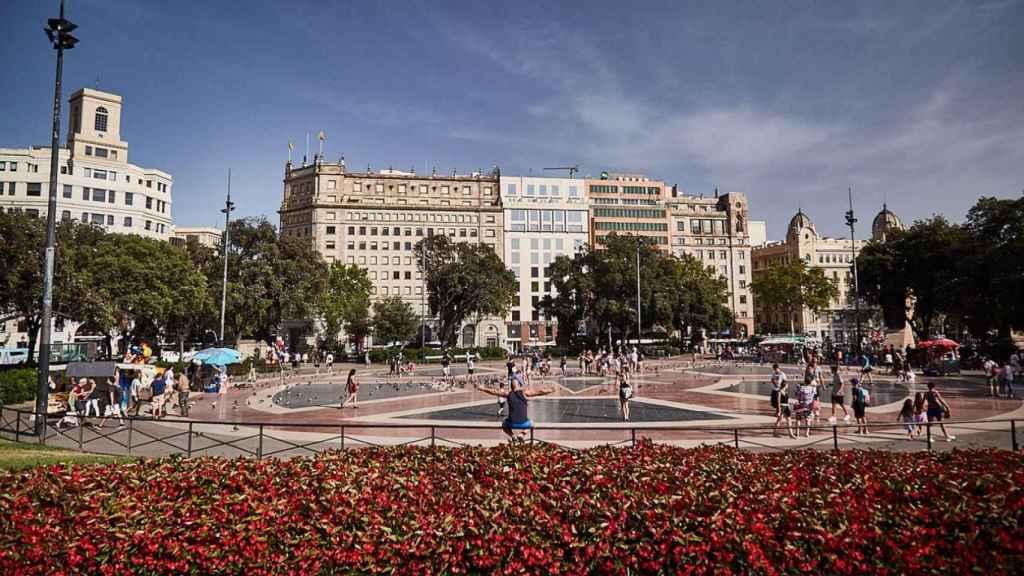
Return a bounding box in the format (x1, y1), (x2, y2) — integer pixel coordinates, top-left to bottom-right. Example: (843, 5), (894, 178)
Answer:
(1, 0), (1021, 239)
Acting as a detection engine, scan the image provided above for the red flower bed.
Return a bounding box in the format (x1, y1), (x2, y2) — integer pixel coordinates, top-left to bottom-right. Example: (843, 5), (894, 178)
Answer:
(1, 444), (1022, 574)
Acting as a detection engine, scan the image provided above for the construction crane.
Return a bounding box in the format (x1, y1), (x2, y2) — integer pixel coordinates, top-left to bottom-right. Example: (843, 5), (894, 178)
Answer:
(543, 165), (580, 179)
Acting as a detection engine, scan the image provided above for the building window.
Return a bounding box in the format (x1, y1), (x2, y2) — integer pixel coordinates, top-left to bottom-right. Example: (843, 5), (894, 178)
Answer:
(92, 188), (106, 202)
(85, 145), (93, 155)
(145, 220), (152, 231)
(108, 190), (116, 203)
(27, 183), (42, 197)
(125, 192), (133, 206)
(63, 184), (72, 198)
(94, 107), (109, 132)
(106, 215), (114, 226)
(62, 210), (71, 221)
(146, 196), (153, 209)
(123, 216), (132, 227)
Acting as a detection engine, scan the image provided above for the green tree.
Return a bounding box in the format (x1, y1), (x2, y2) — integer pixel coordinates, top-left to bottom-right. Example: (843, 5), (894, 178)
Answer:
(414, 235), (516, 347)
(857, 217), (966, 340)
(372, 296), (419, 346)
(542, 234), (733, 348)
(214, 218), (328, 345)
(959, 196), (1024, 338)
(0, 213), (108, 362)
(751, 259), (838, 334)
(320, 262), (373, 351)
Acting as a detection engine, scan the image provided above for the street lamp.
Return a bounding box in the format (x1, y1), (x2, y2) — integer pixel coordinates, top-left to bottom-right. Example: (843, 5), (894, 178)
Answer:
(845, 187), (862, 357)
(635, 236), (642, 349)
(36, 0), (78, 432)
(219, 170), (235, 345)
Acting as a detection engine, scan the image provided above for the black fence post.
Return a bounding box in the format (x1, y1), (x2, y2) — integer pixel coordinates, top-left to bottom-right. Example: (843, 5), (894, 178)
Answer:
(37, 411), (45, 444)
(430, 426), (436, 448)
(14, 409), (20, 443)
(832, 425), (839, 451)
(187, 422), (193, 458)
(127, 418), (133, 456)
(1012, 420), (1018, 452)
(631, 428), (637, 447)
(257, 424), (264, 459)
(926, 422), (933, 452)
(733, 429), (739, 449)
(340, 426), (345, 451)
(77, 418), (84, 451)
(530, 427), (535, 444)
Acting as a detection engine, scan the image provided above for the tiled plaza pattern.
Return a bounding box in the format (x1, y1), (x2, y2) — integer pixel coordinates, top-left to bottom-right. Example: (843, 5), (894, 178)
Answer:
(2, 358), (1022, 455)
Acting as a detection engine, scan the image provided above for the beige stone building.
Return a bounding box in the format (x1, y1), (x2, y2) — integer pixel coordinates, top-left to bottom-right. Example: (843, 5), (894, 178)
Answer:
(279, 159), (504, 348)
(0, 88), (173, 240)
(751, 207), (904, 343)
(171, 226), (222, 248)
(667, 191), (755, 337)
(586, 173), (671, 250)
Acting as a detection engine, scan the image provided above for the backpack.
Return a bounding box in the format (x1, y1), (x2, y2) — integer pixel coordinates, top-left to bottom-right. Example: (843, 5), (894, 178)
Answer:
(151, 378), (166, 396)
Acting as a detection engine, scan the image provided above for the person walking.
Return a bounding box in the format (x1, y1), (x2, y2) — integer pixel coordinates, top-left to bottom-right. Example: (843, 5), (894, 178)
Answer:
(913, 392), (927, 437)
(96, 380), (125, 429)
(618, 366), (634, 421)
(475, 369), (555, 442)
(326, 352), (335, 375)
(466, 352), (475, 376)
(851, 377), (869, 434)
(83, 378), (100, 418)
(176, 371), (191, 417)
(770, 364), (794, 438)
(897, 398), (916, 440)
(925, 381), (956, 441)
(859, 353), (874, 385)
(829, 364), (851, 423)
(1002, 360), (1016, 399)
(341, 369), (360, 409)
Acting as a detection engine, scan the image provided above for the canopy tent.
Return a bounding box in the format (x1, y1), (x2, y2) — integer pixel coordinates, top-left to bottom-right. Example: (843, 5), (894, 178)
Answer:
(61, 361), (118, 379)
(191, 347), (242, 365)
(917, 338), (960, 351)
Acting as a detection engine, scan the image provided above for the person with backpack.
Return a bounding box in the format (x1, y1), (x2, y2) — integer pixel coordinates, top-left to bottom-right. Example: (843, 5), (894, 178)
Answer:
(851, 377), (869, 434)
(829, 364), (851, 423)
(150, 372), (168, 419)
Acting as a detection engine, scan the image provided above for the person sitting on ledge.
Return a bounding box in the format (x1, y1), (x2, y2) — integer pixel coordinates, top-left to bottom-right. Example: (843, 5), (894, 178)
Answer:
(476, 367), (555, 442)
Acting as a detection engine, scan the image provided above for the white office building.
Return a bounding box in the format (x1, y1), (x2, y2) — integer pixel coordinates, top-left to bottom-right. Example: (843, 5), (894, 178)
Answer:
(500, 176), (589, 350)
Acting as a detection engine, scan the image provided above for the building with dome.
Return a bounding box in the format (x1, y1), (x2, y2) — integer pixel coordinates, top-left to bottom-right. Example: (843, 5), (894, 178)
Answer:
(750, 208), (892, 343)
(871, 204), (904, 242)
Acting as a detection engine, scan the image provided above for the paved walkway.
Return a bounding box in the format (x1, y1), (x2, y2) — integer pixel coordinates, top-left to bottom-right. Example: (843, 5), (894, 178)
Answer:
(2, 358), (1020, 457)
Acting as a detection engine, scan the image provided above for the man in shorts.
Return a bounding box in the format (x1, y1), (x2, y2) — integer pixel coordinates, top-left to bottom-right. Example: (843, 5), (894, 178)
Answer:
(829, 364), (851, 423)
(770, 364), (794, 438)
(476, 368), (555, 442)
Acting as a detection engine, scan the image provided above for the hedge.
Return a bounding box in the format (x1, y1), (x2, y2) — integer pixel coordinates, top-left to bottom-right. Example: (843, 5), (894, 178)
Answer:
(0, 368), (36, 405)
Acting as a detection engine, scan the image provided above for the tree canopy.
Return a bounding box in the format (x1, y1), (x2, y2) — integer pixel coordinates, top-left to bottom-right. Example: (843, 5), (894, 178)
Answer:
(858, 195), (1024, 342)
(541, 234), (732, 349)
(320, 262), (372, 351)
(414, 235), (516, 347)
(749, 259), (838, 334)
(372, 296), (419, 347)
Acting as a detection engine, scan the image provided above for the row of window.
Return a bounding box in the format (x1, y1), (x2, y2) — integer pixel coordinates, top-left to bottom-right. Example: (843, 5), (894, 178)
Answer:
(592, 207), (667, 219)
(507, 209), (587, 232)
(819, 253), (854, 264)
(346, 210), (489, 224)
(508, 238), (584, 252)
(336, 225), (491, 239)
(594, 221), (668, 232)
(81, 166), (167, 191)
(678, 218), (727, 235)
(595, 235), (669, 245)
(0, 161), (21, 172)
(0, 206), (163, 233)
(505, 183), (581, 198)
(373, 285), (421, 297)
(83, 145), (118, 160)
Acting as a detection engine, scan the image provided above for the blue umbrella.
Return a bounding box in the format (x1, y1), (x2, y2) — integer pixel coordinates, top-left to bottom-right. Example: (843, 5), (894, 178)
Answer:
(192, 347), (242, 365)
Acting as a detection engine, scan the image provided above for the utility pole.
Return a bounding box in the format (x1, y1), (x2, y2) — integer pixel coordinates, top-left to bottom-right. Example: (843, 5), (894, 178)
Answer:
(36, 0), (78, 433)
(219, 170), (235, 346)
(845, 187), (861, 357)
(636, 238), (642, 349)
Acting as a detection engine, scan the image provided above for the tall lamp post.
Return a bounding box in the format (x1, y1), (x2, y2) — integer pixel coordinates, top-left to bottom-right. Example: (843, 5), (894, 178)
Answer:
(845, 187), (862, 357)
(36, 0), (78, 432)
(635, 237), (642, 349)
(219, 170), (235, 345)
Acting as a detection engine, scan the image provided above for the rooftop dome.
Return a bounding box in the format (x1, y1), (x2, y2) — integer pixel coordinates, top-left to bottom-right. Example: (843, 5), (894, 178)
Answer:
(787, 209), (817, 242)
(871, 204), (904, 242)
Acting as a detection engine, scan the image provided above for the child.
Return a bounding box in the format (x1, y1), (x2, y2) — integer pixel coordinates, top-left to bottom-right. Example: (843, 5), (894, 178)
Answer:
(851, 377), (869, 434)
(913, 392), (927, 437)
(897, 398), (915, 440)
